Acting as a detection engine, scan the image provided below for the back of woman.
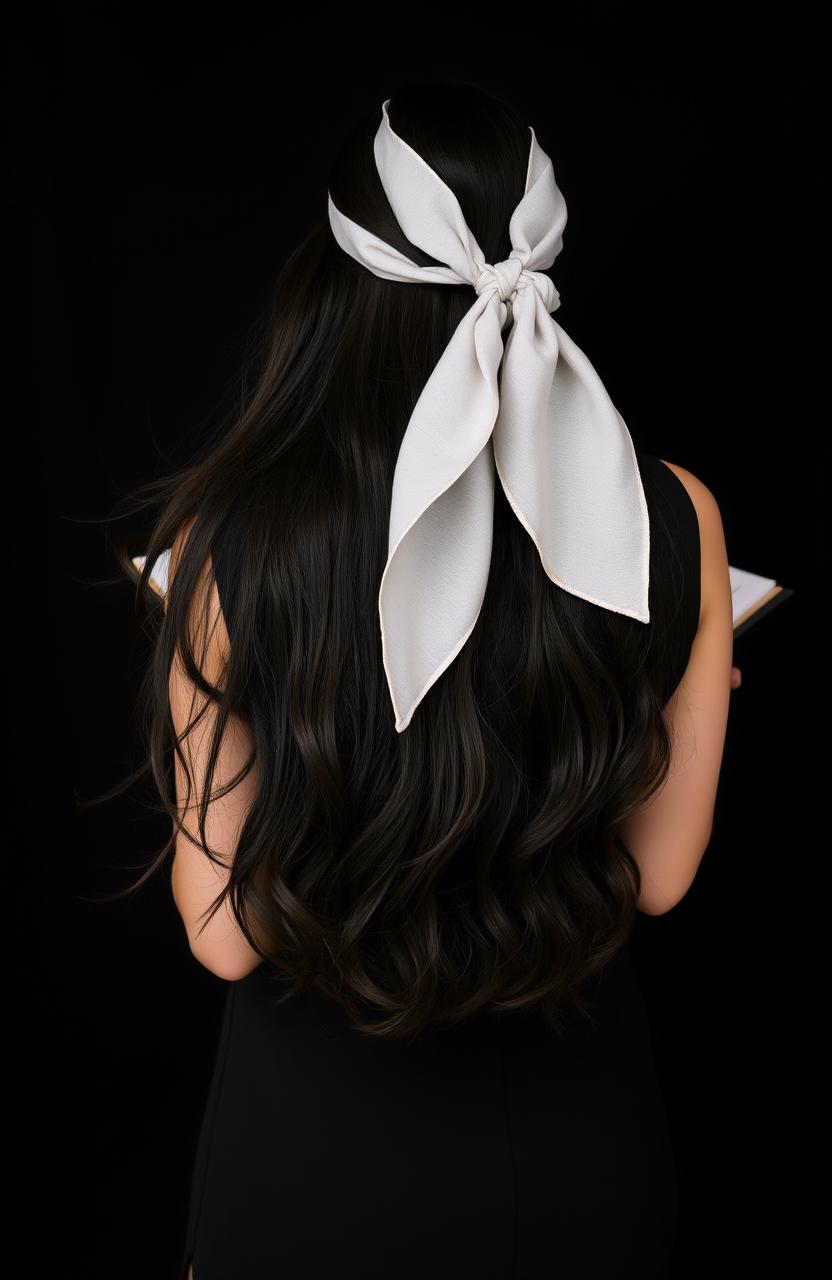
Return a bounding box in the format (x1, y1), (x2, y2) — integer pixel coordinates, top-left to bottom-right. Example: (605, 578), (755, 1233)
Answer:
(120, 79), (734, 1280)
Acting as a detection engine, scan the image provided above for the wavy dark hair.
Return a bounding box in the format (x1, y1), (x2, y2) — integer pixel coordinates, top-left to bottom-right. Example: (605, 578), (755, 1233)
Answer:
(95, 78), (687, 1042)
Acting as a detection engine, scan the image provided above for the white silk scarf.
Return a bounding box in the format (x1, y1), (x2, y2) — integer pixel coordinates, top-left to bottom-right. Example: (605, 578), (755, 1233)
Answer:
(328, 99), (650, 733)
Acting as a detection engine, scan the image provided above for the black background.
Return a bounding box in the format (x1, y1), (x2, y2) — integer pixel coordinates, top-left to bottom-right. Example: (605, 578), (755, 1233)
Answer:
(8, 6), (822, 1277)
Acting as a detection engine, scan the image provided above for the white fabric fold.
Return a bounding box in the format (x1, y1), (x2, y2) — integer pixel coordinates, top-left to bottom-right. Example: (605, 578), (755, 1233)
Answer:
(328, 98), (650, 733)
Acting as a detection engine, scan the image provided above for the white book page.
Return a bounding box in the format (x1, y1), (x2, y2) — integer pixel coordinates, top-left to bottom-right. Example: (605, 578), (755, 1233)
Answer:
(729, 565), (778, 625)
(131, 549), (171, 598)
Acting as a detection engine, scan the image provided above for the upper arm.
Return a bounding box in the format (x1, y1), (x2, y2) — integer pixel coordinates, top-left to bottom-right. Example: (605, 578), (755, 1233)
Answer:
(621, 460), (734, 915)
(165, 520), (264, 981)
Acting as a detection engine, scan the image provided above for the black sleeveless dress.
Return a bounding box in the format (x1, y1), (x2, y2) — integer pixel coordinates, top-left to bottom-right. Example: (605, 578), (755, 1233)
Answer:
(178, 451), (701, 1280)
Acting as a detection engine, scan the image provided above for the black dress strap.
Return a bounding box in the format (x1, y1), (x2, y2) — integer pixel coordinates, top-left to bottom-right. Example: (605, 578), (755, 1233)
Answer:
(636, 450), (702, 698)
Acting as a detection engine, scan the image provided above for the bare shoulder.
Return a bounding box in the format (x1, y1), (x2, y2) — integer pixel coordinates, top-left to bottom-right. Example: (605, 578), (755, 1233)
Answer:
(165, 515), (230, 681)
(659, 459), (731, 626)
(167, 514), (199, 586)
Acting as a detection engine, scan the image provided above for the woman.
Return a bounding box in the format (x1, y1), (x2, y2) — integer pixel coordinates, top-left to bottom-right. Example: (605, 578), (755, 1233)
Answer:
(120, 79), (734, 1279)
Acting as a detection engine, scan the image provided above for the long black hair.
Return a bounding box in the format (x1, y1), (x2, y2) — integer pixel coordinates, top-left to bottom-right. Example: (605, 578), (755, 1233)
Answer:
(97, 78), (686, 1041)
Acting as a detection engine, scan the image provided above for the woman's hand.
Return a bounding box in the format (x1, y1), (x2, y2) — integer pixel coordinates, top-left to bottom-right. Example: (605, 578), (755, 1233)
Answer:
(731, 666), (742, 689)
